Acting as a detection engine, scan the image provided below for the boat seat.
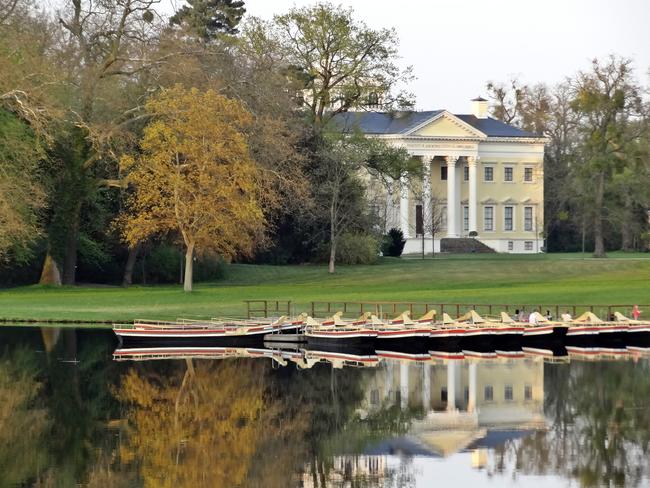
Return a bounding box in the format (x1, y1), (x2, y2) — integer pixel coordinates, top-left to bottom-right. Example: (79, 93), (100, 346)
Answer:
(417, 310), (437, 322)
(573, 311), (604, 324)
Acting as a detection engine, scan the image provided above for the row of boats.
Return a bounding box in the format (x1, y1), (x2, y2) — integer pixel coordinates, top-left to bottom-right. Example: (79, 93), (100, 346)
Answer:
(113, 309), (650, 355)
(112, 342), (650, 368)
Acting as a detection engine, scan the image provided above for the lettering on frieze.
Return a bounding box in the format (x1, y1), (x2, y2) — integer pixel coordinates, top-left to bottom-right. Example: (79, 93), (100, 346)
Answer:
(408, 143), (476, 150)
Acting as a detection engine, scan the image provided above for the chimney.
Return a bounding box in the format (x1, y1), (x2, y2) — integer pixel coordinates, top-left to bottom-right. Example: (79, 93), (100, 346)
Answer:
(471, 96), (488, 119)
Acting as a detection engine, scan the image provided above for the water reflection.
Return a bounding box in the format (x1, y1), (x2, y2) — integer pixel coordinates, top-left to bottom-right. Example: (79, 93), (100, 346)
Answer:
(0, 326), (649, 487)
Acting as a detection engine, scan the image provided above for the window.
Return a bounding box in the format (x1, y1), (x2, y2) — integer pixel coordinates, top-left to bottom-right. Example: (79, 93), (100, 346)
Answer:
(524, 206), (534, 231)
(484, 166), (494, 182)
(441, 387), (448, 402)
(504, 206), (513, 231)
(463, 166), (469, 181)
(524, 167), (533, 182)
(504, 166), (513, 182)
(484, 385), (494, 401)
(484, 206), (494, 231)
(441, 207), (447, 230)
(415, 204), (423, 236)
(508, 241), (514, 251)
(525, 241), (533, 251)
(464, 386), (469, 402)
(505, 385), (513, 401)
(367, 91), (379, 106)
(524, 385), (532, 401)
(441, 165), (448, 181)
(370, 389), (380, 405)
(463, 206), (469, 232)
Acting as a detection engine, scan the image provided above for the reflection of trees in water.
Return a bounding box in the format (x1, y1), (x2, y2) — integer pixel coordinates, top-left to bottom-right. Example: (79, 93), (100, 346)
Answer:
(491, 360), (650, 487)
(118, 358), (313, 488)
(0, 347), (50, 487)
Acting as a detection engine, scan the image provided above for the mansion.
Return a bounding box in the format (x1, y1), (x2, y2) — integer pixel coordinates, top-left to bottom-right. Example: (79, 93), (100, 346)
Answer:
(335, 97), (547, 254)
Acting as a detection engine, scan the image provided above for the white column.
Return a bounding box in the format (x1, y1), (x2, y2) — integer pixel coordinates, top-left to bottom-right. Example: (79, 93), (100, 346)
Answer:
(422, 156), (432, 236)
(447, 361), (456, 411)
(446, 156), (458, 237)
(399, 176), (409, 238)
(422, 363), (431, 412)
(400, 361), (409, 410)
(385, 359), (394, 405)
(468, 362), (477, 413)
(468, 156), (478, 234)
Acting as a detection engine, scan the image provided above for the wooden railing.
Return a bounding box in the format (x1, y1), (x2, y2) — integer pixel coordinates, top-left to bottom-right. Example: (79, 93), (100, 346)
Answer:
(245, 299), (648, 321)
(244, 300), (292, 318)
(308, 301), (649, 321)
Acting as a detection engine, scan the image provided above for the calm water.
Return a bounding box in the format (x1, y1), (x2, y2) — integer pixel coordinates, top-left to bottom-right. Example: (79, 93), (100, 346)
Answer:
(1, 326), (650, 487)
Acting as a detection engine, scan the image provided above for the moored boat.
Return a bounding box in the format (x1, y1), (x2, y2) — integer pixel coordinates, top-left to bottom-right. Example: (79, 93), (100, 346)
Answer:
(114, 316), (290, 346)
(521, 312), (569, 350)
(428, 312), (466, 354)
(370, 312), (431, 352)
(304, 314), (377, 349)
(613, 312), (650, 351)
(457, 310), (496, 356)
(566, 312), (628, 352)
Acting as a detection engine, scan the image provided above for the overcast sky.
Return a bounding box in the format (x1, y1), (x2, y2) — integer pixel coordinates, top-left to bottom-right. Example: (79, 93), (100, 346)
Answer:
(233, 0), (650, 113)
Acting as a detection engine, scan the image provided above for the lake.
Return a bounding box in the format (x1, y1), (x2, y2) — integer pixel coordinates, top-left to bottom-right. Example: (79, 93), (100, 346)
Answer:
(1, 326), (649, 487)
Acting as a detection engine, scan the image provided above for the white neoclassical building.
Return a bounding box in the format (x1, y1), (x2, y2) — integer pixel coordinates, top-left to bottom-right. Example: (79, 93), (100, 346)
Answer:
(335, 97), (547, 253)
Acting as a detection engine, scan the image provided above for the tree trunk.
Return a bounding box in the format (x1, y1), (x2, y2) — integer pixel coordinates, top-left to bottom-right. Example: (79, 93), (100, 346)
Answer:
(39, 253), (62, 286)
(328, 198), (337, 274)
(421, 234), (425, 259)
(431, 231), (435, 258)
(62, 200), (82, 284)
(184, 243), (194, 292)
(620, 196), (634, 251)
(122, 245), (139, 287)
(592, 172), (607, 258)
(328, 240), (336, 274)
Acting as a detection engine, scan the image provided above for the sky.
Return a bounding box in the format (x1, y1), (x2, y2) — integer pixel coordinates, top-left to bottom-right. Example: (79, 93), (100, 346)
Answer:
(235, 0), (650, 113)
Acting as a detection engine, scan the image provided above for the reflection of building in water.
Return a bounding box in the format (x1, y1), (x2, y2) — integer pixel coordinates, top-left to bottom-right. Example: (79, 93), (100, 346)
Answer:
(300, 358), (546, 486)
(300, 456), (386, 488)
(359, 358), (546, 458)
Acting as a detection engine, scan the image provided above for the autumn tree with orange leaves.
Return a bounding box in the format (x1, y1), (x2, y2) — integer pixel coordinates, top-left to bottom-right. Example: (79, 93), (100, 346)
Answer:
(119, 85), (266, 291)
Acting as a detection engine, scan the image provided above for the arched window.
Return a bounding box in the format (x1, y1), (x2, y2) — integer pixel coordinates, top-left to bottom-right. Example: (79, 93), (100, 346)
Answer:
(367, 91), (379, 106)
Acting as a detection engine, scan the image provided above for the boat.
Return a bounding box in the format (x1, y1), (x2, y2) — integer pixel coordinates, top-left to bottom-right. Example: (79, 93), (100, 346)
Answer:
(566, 312), (628, 353)
(304, 314), (377, 349)
(491, 312), (525, 354)
(428, 312), (466, 355)
(370, 312), (431, 351)
(457, 310), (497, 356)
(113, 316), (290, 345)
(521, 312), (569, 350)
(613, 312), (650, 351)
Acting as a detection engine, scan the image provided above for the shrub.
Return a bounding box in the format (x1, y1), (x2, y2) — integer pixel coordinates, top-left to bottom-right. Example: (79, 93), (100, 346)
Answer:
(335, 233), (380, 264)
(381, 228), (406, 257)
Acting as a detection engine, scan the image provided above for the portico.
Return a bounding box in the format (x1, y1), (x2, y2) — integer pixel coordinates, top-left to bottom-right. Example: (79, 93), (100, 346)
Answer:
(335, 96), (547, 254)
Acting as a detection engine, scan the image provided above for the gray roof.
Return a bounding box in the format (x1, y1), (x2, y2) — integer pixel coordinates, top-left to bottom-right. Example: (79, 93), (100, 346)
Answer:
(332, 111), (540, 138)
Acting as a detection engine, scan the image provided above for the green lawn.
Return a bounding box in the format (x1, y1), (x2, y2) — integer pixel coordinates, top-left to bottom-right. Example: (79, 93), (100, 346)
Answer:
(1, 252), (649, 324)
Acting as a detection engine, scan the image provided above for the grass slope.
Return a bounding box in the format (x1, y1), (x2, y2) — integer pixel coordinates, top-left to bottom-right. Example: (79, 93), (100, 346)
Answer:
(1, 253), (649, 323)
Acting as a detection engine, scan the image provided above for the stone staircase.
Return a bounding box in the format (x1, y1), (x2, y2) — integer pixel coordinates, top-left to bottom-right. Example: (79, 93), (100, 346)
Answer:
(440, 238), (496, 254)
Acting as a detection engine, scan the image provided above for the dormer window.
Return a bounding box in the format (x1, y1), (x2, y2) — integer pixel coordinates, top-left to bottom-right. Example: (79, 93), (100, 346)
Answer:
(367, 91), (379, 107)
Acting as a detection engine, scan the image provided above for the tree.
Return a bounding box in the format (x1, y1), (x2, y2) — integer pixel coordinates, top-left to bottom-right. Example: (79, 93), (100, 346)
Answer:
(0, 109), (45, 261)
(314, 132), (412, 273)
(170, 0), (245, 41)
(119, 85), (266, 292)
(570, 57), (645, 257)
(272, 2), (413, 129)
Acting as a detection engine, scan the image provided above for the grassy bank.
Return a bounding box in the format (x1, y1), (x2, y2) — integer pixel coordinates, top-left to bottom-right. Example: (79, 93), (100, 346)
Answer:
(1, 253), (649, 324)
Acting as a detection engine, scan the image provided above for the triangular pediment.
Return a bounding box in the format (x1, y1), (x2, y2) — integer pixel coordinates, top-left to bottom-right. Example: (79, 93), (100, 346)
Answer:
(407, 111), (486, 139)
(501, 197), (518, 204)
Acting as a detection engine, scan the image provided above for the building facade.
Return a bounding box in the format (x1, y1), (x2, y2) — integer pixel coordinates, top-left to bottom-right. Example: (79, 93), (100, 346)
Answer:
(336, 98), (547, 253)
